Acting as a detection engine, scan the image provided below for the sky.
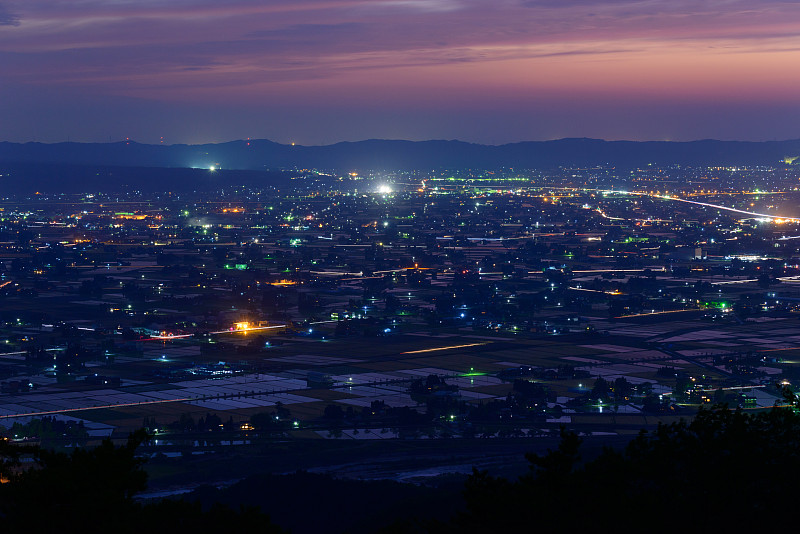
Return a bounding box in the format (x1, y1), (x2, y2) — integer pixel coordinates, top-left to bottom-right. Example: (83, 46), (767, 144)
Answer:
(1, 0), (799, 145)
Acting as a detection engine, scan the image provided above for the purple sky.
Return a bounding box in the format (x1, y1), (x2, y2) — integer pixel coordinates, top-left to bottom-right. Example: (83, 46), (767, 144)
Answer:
(1, 0), (799, 145)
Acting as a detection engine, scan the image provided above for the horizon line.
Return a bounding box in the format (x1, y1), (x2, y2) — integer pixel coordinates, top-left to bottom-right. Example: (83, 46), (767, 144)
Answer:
(3, 137), (800, 148)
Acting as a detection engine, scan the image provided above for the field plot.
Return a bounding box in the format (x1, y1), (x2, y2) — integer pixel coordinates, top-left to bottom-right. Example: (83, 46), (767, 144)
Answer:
(269, 355), (363, 365)
(1, 316), (795, 439)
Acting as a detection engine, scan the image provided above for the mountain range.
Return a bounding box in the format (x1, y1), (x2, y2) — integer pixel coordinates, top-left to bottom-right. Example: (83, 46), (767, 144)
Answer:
(2, 138), (799, 171)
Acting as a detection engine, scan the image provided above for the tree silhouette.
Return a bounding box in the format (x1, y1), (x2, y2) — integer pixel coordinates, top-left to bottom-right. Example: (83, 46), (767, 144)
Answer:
(0, 430), (284, 533)
(442, 405), (800, 532)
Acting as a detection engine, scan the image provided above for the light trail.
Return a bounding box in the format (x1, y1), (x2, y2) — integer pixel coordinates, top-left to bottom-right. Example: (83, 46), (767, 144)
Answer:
(568, 287), (621, 295)
(401, 342), (490, 354)
(595, 208), (624, 221)
(632, 192), (800, 222)
(757, 346), (800, 353)
(712, 275), (800, 286)
(529, 267), (665, 275)
(582, 188), (799, 222)
(149, 324), (287, 340)
(572, 268), (666, 273)
(697, 385), (766, 393)
(215, 325), (287, 335)
(0, 348), (64, 357)
(310, 270), (364, 276)
(0, 397), (193, 420)
(614, 309), (698, 319)
(373, 267), (434, 275)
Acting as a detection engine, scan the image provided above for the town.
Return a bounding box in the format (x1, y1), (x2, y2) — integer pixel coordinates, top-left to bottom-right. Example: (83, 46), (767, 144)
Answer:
(2, 163), (800, 483)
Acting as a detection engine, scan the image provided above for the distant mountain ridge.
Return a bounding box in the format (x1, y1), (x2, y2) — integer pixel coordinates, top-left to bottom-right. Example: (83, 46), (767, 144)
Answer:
(1, 137), (800, 170)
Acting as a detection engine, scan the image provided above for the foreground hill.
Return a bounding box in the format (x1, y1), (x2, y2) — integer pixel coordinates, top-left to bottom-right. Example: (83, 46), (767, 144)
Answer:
(4, 405), (800, 533)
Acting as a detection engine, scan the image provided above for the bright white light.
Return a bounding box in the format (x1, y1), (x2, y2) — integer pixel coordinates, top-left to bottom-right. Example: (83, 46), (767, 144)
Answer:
(377, 184), (393, 194)
(209, 166), (216, 171)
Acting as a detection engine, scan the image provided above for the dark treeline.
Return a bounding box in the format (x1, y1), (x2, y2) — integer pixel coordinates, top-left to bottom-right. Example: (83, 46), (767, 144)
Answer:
(3, 404), (800, 533)
(442, 406), (800, 532)
(0, 430), (283, 534)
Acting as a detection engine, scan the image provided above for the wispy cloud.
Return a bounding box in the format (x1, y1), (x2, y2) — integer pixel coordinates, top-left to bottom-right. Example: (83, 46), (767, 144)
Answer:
(1, 0), (799, 143)
(368, 0), (463, 12)
(0, 3), (20, 26)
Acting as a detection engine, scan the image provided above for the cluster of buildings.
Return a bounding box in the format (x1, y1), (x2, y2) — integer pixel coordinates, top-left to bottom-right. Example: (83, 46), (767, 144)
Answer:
(1, 164), (800, 444)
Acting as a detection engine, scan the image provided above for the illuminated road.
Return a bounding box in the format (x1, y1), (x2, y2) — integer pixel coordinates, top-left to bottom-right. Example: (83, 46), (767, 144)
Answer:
(568, 287), (621, 295)
(646, 193), (799, 221)
(582, 188), (800, 222)
(401, 342), (490, 355)
(0, 397), (194, 420)
(571, 268), (667, 274)
(613, 309), (700, 319)
(149, 324), (288, 340)
(712, 275), (800, 286)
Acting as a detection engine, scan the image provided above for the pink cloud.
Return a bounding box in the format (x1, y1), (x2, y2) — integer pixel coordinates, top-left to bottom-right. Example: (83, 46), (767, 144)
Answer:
(1, 0), (799, 143)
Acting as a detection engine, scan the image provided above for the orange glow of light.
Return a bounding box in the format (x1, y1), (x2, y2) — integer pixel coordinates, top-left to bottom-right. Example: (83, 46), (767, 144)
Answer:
(234, 321), (250, 330)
